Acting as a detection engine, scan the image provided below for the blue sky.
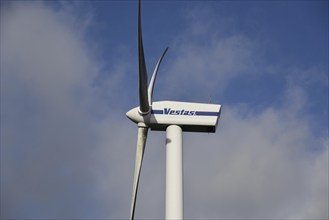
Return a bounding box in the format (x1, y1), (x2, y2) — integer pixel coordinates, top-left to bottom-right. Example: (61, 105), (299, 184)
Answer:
(1, 0), (328, 219)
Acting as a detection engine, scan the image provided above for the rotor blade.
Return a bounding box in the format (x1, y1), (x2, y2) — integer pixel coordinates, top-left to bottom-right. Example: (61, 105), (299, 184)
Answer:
(148, 47), (169, 106)
(130, 126), (148, 220)
(138, 0), (150, 114)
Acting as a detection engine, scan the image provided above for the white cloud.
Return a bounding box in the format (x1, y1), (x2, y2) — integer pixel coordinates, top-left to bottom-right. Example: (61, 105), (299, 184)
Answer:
(154, 4), (265, 103)
(159, 32), (258, 102)
(1, 2), (108, 218)
(183, 88), (328, 219)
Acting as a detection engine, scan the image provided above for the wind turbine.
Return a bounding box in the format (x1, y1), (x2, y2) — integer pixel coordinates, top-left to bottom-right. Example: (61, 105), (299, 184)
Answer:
(126, 0), (221, 219)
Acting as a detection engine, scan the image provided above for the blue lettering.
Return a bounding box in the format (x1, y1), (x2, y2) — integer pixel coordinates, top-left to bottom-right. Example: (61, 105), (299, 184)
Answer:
(164, 108), (171, 114)
(163, 108), (196, 116)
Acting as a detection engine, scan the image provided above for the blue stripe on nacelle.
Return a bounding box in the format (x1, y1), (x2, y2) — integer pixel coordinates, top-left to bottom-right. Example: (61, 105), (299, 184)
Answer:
(151, 110), (164, 114)
(195, 111), (219, 116)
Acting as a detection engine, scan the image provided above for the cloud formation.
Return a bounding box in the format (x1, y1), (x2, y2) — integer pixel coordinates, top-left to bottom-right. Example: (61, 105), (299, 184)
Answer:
(1, 1), (327, 220)
(184, 92), (328, 219)
(1, 2), (106, 218)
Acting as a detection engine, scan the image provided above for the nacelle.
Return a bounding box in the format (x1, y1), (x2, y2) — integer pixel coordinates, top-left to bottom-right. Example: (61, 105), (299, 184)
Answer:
(126, 101), (221, 132)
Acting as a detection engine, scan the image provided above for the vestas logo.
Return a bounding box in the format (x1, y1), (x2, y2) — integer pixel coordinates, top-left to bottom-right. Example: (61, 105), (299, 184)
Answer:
(164, 108), (196, 116)
(151, 108), (219, 116)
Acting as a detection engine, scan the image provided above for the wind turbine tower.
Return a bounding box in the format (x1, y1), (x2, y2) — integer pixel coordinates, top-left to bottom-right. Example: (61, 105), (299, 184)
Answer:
(126, 0), (222, 219)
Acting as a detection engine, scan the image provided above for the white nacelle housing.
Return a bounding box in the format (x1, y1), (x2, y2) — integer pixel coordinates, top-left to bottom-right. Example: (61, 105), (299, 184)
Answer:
(126, 101), (221, 133)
